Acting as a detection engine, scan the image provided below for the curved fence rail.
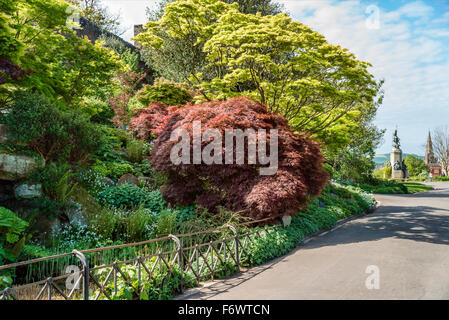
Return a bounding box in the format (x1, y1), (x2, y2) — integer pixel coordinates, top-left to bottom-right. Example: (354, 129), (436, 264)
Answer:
(0, 217), (279, 300)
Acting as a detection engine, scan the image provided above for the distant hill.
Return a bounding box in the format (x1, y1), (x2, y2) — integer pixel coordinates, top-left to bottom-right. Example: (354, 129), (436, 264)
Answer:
(374, 153), (424, 167)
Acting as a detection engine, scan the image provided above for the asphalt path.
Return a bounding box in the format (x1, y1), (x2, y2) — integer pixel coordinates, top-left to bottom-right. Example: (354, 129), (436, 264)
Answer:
(179, 182), (449, 300)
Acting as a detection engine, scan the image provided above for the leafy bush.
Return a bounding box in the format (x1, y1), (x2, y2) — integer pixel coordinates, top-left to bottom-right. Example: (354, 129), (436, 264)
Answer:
(91, 161), (135, 180)
(19, 196), (70, 220)
(109, 71), (146, 127)
(433, 175), (449, 181)
(0, 207), (29, 264)
(29, 162), (77, 204)
(97, 185), (165, 210)
(76, 169), (111, 197)
(129, 102), (175, 140)
(136, 78), (192, 107)
(93, 261), (192, 300)
(0, 207), (31, 289)
(404, 155), (428, 177)
(94, 126), (128, 163)
(339, 178), (432, 195)
(128, 96), (146, 111)
(127, 138), (145, 163)
(151, 97), (329, 220)
(373, 166), (391, 180)
(81, 96), (115, 124)
(5, 92), (105, 163)
(133, 158), (154, 177)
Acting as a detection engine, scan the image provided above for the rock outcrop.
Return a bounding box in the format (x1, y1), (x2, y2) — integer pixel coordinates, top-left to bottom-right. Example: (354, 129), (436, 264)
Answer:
(14, 184), (43, 199)
(117, 173), (140, 186)
(0, 153), (42, 181)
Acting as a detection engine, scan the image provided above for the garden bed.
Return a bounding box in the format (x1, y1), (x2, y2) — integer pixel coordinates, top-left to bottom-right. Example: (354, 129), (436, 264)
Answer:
(338, 180), (433, 194)
(1, 182), (376, 300)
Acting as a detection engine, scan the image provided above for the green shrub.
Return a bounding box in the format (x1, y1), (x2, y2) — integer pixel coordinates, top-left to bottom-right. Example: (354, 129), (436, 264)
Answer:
(433, 175), (449, 181)
(322, 163), (334, 178)
(128, 96), (146, 111)
(21, 196), (70, 219)
(76, 169), (111, 197)
(155, 209), (178, 236)
(0, 207), (29, 263)
(134, 158), (153, 177)
(94, 126), (128, 163)
(0, 207), (31, 289)
(5, 92), (105, 163)
(108, 163), (135, 179)
(241, 227), (304, 266)
(299, 202), (338, 230)
(81, 97), (115, 125)
(136, 78), (192, 107)
(92, 161), (135, 180)
(97, 185), (165, 210)
(125, 207), (157, 241)
(127, 139), (144, 163)
(29, 162), (77, 204)
(93, 261), (192, 300)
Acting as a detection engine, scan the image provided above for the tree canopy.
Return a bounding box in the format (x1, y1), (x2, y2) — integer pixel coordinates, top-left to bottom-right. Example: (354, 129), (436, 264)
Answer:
(135, 0), (383, 152)
(67, 0), (124, 35)
(403, 155), (427, 177)
(141, 0), (283, 82)
(0, 0), (123, 108)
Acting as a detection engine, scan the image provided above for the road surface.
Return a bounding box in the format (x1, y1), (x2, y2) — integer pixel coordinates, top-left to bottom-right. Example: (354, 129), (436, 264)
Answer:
(180, 182), (449, 300)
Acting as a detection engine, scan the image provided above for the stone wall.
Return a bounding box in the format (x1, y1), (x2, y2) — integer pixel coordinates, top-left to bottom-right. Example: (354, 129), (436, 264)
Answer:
(76, 17), (154, 84)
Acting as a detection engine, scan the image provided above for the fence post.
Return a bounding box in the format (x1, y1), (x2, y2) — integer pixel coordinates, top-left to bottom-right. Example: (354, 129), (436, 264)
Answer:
(72, 250), (89, 300)
(227, 225), (240, 271)
(1, 288), (16, 300)
(168, 234), (183, 293)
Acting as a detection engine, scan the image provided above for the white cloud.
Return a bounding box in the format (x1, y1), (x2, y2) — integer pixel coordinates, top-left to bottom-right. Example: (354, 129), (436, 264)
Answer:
(279, 0), (449, 154)
(102, 0), (158, 42)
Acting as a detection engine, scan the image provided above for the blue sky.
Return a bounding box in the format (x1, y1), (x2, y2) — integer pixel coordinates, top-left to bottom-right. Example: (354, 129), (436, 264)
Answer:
(103, 0), (449, 155)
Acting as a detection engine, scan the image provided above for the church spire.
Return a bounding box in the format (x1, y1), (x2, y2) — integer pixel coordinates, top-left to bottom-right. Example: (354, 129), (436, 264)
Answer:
(425, 131), (436, 165)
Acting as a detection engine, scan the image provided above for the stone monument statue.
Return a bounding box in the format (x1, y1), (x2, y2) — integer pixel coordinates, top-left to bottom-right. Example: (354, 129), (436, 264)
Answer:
(390, 129), (404, 179)
(393, 129), (400, 149)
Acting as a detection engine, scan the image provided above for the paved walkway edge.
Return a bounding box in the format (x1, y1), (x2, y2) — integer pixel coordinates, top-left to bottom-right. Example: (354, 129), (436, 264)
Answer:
(175, 200), (381, 300)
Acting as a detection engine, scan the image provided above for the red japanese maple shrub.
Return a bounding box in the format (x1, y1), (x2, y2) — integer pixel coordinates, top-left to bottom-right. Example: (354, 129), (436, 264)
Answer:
(150, 97), (329, 221)
(129, 102), (178, 140)
(108, 71), (146, 127)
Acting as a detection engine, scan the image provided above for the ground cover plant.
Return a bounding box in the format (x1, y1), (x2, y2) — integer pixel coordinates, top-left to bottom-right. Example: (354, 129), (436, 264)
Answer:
(338, 179), (433, 194)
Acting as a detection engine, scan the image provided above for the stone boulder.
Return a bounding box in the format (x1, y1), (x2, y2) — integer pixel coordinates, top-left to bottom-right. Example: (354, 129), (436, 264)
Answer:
(117, 173), (140, 186)
(14, 184), (42, 199)
(69, 186), (103, 222)
(281, 215), (292, 228)
(0, 153), (42, 181)
(65, 202), (88, 226)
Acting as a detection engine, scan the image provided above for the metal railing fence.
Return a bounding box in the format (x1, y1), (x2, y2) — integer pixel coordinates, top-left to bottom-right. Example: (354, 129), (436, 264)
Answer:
(0, 217), (278, 300)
